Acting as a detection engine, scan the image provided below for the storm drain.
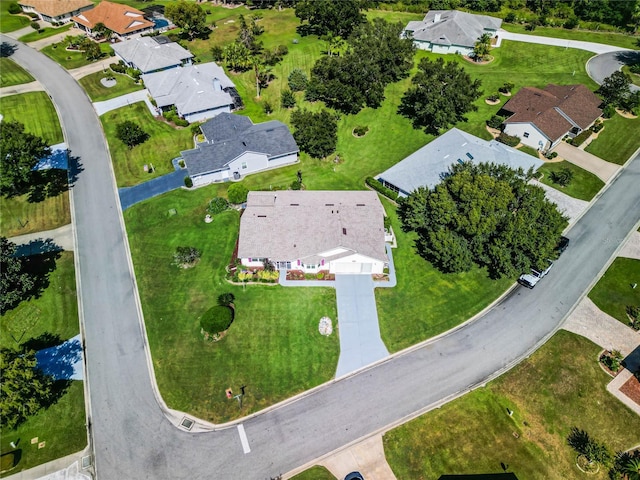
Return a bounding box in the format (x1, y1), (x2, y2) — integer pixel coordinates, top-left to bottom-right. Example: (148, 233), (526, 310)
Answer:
(180, 417), (194, 431)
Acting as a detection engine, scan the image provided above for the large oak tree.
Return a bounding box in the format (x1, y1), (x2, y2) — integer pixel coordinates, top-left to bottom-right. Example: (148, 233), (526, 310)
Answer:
(398, 58), (482, 135)
(398, 162), (568, 278)
(291, 109), (337, 159)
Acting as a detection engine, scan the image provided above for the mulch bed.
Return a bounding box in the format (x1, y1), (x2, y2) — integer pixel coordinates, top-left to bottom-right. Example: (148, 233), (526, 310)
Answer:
(620, 374), (640, 406)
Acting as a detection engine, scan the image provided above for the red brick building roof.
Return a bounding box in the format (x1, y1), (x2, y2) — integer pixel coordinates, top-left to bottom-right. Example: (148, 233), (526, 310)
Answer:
(72, 1), (153, 35)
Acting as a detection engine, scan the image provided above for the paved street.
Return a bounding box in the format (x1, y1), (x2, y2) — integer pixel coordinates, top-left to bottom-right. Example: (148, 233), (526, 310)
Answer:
(586, 50), (640, 91)
(3, 34), (640, 480)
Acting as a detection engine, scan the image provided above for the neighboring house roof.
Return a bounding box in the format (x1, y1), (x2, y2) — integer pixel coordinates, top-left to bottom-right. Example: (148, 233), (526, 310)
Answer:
(18, 0), (93, 18)
(111, 36), (193, 73)
(182, 113), (299, 176)
(72, 1), (154, 35)
(142, 62), (234, 114)
(237, 190), (388, 264)
(403, 10), (502, 48)
(502, 84), (602, 142)
(376, 128), (543, 195)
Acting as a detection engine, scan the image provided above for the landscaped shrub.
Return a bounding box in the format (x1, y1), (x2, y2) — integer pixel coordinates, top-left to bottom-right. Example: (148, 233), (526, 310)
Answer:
(217, 292), (235, 307)
(184, 176), (193, 188)
(504, 12), (516, 23)
(200, 306), (233, 334)
(115, 120), (149, 149)
(550, 167), (574, 187)
(227, 182), (248, 204)
(257, 269), (279, 281)
(174, 118), (189, 127)
(600, 350), (623, 373)
(570, 129), (592, 147)
(7, 2), (21, 14)
(353, 125), (369, 137)
(173, 246), (201, 268)
(564, 16), (579, 29)
(262, 101), (273, 115)
(211, 45), (223, 61)
(567, 427), (613, 471)
(207, 197), (229, 214)
(288, 68), (308, 92)
(498, 82), (514, 95)
(366, 176), (398, 201)
(545, 151), (558, 159)
(486, 94), (499, 102)
(110, 62), (126, 74)
(486, 115), (505, 129)
(591, 120), (604, 133)
(30, 21), (40, 31)
(602, 104), (616, 118)
(190, 123), (202, 136)
(496, 132), (520, 147)
(290, 179), (302, 190)
(627, 305), (640, 330)
(280, 89), (296, 109)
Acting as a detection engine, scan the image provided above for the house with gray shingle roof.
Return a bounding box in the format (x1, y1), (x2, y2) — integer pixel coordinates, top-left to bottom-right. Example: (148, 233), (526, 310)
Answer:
(238, 190), (388, 275)
(403, 10), (502, 56)
(111, 36), (193, 74)
(375, 128), (543, 198)
(141, 62), (241, 123)
(501, 84), (602, 152)
(181, 113), (299, 187)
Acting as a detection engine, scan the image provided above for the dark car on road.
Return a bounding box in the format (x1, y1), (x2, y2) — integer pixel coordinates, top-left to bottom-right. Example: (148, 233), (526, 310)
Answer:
(556, 236), (570, 255)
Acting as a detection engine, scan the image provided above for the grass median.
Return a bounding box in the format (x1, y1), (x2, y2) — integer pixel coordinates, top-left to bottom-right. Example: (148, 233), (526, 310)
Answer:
(384, 330), (640, 479)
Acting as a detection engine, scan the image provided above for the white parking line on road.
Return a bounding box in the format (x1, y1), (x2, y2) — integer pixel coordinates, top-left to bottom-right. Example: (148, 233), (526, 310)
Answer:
(237, 424), (251, 454)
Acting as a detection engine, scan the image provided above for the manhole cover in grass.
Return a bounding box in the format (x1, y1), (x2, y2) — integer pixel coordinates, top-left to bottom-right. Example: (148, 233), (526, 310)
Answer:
(168, 208), (177, 216)
(180, 417), (194, 430)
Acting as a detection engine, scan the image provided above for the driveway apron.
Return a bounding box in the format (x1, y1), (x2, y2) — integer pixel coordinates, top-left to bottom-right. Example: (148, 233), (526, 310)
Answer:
(335, 274), (389, 378)
(119, 170), (185, 210)
(552, 142), (620, 182)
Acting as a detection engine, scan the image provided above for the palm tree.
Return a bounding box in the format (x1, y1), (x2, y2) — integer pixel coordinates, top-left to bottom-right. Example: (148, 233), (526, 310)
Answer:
(473, 33), (492, 61)
(624, 457), (640, 480)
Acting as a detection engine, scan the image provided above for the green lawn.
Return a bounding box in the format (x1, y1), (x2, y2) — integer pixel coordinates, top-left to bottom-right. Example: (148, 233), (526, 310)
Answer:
(585, 114), (640, 165)
(0, 92), (63, 145)
(100, 102), (193, 187)
(125, 188), (339, 423)
(0, 0), (29, 33)
(18, 22), (72, 42)
(621, 66), (640, 87)
(517, 144), (539, 157)
(384, 330), (640, 479)
(377, 199), (513, 352)
(0, 252), (86, 475)
(536, 160), (605, 201)
(290, 466), (336, 480)
(589, 257), (640, 327)
(0, 57), (34, 87)
(40, 42), (113, 70)
(0, 191), (70, 238)
(501, 23), (640, 50)
(78, 71), (143, 102)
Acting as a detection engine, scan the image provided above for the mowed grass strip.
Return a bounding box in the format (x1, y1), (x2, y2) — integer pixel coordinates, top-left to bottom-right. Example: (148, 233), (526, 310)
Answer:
(0, 191), (70, 238)
(18, 23), (72, 42)
(125, 187), (338, 423)
(101, 102), (193, 187)
(0, 92), (63, 144)
(589, 257), (640, 326)
(0, 57), (34, 87)
(377, 199), (513, 352)
(585, 113), (640, 165)
(40, 42), (112, 70)
(384, 331), (640, 479)
(0, 0), (29, 33)
(537, 160), (604, 201)
(0, 252), (86, 474)
(290, 466), (336, 480)
(79, 71), (143, 102)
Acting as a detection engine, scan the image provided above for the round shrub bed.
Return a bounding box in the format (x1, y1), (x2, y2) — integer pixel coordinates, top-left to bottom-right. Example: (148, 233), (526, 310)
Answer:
(200, 305), (234, 340)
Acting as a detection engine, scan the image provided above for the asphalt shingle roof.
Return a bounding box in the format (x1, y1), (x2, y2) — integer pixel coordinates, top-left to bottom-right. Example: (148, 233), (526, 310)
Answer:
(19, 0), (93, 18)
(237, 191), (388, 264)
(141, 62), (234, 115)
(111, 36), (192, 73)
(404, 10), (502, 48)
(182, 113), (299, 176)
(376, 128), (543, 195)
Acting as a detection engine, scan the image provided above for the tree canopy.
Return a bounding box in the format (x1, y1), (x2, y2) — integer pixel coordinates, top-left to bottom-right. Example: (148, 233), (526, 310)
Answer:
(291, 109), (338, 159)
(597, 70), (633, 107)
(398, 57), (482, 135)
(306, 19), (414, 115)
(0, 237), (35, 314)
(0, 348), (57, 429)
(165, 1), (209, 40)
(115, 121), (149, 149)
(295, 0), (365, 38)
(227, 182), (249, 204)
(0, 120), (50, 197)
(398, 162), (567, 278)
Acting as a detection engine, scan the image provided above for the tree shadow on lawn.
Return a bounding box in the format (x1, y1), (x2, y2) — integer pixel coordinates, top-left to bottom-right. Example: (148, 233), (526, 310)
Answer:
(27, 154), (83, 204)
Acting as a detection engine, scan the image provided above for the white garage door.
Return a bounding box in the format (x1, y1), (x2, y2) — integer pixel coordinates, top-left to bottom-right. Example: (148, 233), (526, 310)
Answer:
(333, 262), (372, 274)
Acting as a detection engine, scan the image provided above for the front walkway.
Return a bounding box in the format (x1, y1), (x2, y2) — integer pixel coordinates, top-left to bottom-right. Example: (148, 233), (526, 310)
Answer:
(92, 91), (155, 117)
(498, 30), (630, 54)
(320, 434), (397, 480)
(3, 450), (91, 480)
(0, 80), (44, 96)
(552, 142), (620, 183)
(334, 274), (389, 378)
(118, 170), (186, 210)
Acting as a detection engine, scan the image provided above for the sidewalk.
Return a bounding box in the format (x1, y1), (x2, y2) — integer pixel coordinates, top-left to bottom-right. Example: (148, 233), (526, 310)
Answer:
(0, 80), (44, 96)
(92, 90), (155, 116)
(4, 451), (91, 480)
(498, 30), (629, 54)
(68, 62), (111, 81)
(8, 223), (74, 253)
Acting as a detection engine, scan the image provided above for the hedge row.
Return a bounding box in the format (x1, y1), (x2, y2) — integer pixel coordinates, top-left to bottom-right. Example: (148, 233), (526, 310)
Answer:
(366, 177), (398, 201)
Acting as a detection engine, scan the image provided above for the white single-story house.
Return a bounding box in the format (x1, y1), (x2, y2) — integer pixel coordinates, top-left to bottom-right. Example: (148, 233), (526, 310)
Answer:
(376, 128), (543, 198)
(111, 35), (193, 74)
(501, 84), (603, 152)
(181, 113), (299, 187)
(238, 191), (388, 275)
(19, 0), (93, 24)
(402, 10), (502, 56)
(142, 62), (241, 123)
(72, 1), (154, 39)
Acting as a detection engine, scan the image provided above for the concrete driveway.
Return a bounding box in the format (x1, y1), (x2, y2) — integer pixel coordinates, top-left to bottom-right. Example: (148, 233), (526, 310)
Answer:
(335, 275), (389, 378)
(498, 30), (631, 54)
(92, 90), (154, 116)
(552, 142), (620, 182)
(118, 170), (185, 210)
(530, 179), (588, 224)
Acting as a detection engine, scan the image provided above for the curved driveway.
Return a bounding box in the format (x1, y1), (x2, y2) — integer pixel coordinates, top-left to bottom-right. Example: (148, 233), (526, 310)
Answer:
(3, 35), (640, 479)
(587, 50), (640, 91)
